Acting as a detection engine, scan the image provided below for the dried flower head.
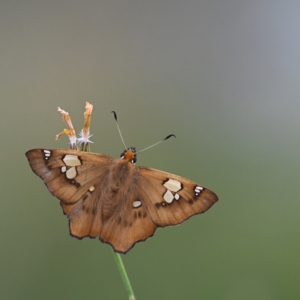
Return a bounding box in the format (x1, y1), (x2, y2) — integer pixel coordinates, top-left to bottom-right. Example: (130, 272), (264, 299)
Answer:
(77, 102), (93, 151)
(56, 107), (77, 150)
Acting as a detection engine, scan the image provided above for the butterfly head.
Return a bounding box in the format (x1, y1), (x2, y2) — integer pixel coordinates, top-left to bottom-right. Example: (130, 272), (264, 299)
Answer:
(120, 147), (137, 163)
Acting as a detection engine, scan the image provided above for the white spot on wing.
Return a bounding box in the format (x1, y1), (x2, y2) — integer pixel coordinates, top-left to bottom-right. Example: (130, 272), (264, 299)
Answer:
(163, 179), (182, 192)
(174, 193), (180, 200)
(163, 190), (174, 203)
(43, 150), (51, 159)
(195, 186), (203, 195)
(195, 186), (203, 191)
(89, 185), (95, 192)
(61, 166), (66, 173)
(63, 155), (81, 167)
(66, 167), (77, 179)
(133, 200), (142, 208)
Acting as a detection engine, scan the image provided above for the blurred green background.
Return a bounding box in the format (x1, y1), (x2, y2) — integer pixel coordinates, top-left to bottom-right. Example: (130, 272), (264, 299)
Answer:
(1, 1), (300, 299)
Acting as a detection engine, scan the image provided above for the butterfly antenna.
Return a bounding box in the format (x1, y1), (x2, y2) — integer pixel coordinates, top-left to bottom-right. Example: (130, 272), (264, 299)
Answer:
(111, 111), (127, 149)
(136, 134), (176, 154)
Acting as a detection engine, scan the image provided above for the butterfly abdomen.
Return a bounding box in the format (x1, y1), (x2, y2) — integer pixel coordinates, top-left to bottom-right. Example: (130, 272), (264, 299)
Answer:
(101, 158), (137, 222)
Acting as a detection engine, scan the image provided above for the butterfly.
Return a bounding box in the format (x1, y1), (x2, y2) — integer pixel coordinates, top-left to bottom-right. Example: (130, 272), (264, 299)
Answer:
(26, 109), (218, 254)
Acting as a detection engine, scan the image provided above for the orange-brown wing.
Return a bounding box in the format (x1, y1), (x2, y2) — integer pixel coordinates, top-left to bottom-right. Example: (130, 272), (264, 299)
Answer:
(26, 150), (218, 254)
(136, 167), (218, 227)
(99, 184), (157, 253)
(99, 165), (218, 254)
(97, 159), (157, 253)
(25, 149), (113, 238)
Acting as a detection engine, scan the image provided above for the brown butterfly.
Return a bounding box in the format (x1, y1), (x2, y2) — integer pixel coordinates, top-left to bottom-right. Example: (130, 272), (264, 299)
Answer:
(25, 115), (218, 253)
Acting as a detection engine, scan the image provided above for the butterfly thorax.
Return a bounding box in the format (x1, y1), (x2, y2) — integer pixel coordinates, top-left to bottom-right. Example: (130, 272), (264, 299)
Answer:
(120, 147), (137, 163)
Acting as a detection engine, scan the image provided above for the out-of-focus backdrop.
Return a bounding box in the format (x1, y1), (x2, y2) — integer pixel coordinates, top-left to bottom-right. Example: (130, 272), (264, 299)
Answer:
(1, 1), (300, 299)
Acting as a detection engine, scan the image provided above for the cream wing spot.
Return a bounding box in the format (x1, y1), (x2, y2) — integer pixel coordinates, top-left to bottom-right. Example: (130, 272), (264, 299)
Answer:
(133, 200), (142, 208)
(66, 167), (77, 179)
(89, 185), (95, 192)
(63, 155), (81, 167)
(163, 179), (182, 192)
(61, 166), (67, 173)
(174, 193), (180, 200)
(163, 190), (174, 203)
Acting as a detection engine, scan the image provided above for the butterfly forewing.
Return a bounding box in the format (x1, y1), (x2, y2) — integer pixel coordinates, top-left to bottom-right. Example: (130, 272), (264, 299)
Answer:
(26, 149), (113, 204)
(26, 148), (218, 253)
(137, 167), (218, 227)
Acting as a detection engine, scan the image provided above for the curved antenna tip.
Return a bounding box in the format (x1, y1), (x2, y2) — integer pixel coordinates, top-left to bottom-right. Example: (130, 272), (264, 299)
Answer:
(112, 111), (127, 149)
(111, 111), (117, 121)
(136, 133), (176, 154)
(164, 134), (176, 140)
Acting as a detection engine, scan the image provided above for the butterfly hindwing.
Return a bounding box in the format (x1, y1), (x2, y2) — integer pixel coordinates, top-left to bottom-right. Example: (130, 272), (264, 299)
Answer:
(99, 186), (157, 253)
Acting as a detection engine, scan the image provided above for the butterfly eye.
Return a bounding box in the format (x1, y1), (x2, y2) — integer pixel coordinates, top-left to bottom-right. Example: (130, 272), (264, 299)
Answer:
(131, 156), (137, 163)
(120, 151), (125, 158)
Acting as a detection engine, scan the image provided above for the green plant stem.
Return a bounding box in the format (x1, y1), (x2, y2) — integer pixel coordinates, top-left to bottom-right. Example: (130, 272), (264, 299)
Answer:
(82, 135), (135, 299)
(113, 251), (136, 300)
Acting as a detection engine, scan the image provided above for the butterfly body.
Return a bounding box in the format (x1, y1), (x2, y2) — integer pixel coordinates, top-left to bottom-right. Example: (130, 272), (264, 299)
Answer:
(26, 148), (218, 253)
